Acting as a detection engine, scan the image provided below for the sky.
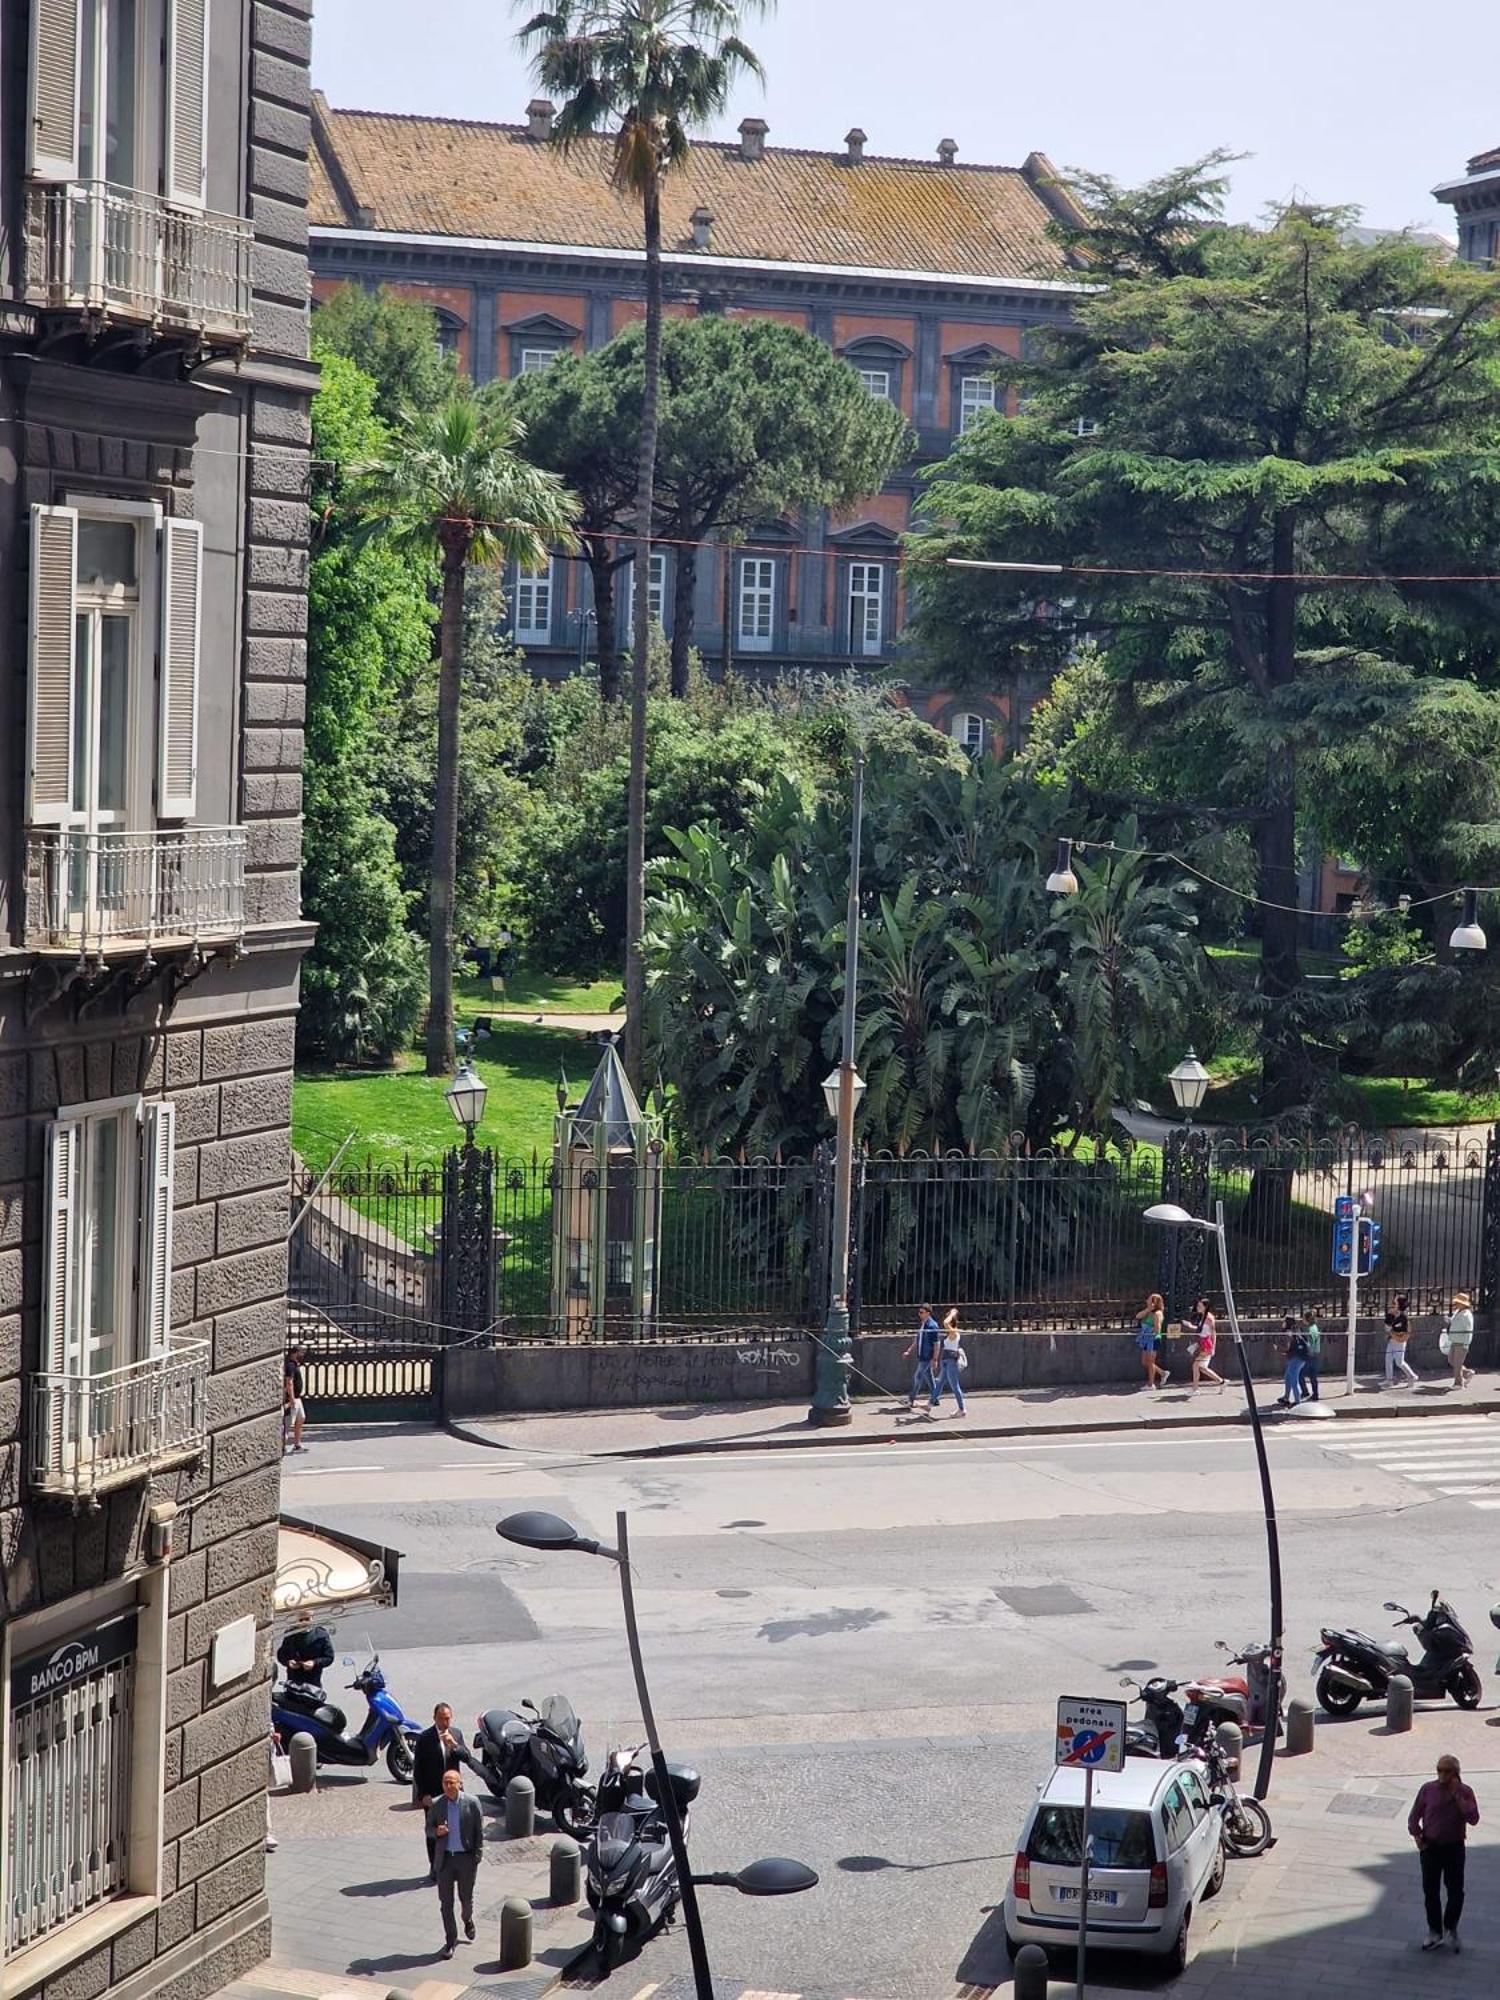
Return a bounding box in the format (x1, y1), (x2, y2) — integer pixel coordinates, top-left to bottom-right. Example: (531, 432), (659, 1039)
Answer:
(308, 0), (1494, 238)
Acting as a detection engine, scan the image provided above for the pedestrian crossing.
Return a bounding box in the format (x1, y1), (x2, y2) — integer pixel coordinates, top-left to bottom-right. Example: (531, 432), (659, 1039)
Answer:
(1315, 1415), (1500, 1510)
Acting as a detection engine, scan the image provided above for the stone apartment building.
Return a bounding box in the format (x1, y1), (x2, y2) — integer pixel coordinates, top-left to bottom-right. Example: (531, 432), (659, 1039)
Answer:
(1435, 143), (1500, 264)
(1, 5), (314, 2000)
(307, 96), (1091, 753)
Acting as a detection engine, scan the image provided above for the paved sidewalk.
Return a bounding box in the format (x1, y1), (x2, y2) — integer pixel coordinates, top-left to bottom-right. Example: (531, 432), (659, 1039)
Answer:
(449, 1373), (1500, 1461)
(247, 1767), (593, 2000)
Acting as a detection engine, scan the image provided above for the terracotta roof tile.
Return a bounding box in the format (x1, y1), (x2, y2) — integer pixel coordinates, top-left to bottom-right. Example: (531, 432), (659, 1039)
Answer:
(1468, 143), (1500, 173)
(310, 101), (1076, 283)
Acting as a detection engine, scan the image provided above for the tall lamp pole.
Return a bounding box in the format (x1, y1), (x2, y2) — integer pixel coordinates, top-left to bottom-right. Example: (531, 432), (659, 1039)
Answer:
(812, 744), (866, 1427)
(1164, 1050), (1210, 1313)
(1144, 1200), (1283, 1802)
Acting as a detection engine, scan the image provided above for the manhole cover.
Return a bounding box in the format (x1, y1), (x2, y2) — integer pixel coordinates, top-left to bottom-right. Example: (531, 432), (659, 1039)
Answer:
(716, 1588), (752, 1600)
(461, 1556), (537, 1573)
(996, 1585), (1095, 1617)
(1327, 1793), (1401, 1819)
(723, 1518), (765, 1528)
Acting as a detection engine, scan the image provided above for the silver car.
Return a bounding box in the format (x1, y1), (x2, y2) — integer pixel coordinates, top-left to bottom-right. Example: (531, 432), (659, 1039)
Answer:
(1004, 1757), (1225, 1976)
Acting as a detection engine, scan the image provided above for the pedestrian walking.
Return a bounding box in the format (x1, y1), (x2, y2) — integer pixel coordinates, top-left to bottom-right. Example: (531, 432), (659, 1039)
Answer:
(414, 1703), (474, 1879)
(283, 1344), (308, 1453)
(927, 1308), (967, 1417)
(1409, 1752), (1480, 1951)
(1384, 1293), (1419, 1387)
(1185, 1297), (1224, 1389)
(1274, 1316), (1309, 1408)
(1134, 1293), (1167, 1390)
(1300, 1316), (1321, 1401)
(1443, 1292), (1475, 1390)
(428, 1767), (484, 1959)
(901, 1304), (942, 1411)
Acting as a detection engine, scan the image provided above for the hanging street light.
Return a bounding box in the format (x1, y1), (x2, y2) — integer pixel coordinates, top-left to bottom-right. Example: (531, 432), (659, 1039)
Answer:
(1045, 836), (1079, 897)
(1449, 889), (1488, 953)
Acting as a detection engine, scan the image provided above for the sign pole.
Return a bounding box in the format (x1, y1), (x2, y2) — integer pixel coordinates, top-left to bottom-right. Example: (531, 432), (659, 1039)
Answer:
(1076, 1761), (1093, 1999)
(1345, 1244), (1358, 1397)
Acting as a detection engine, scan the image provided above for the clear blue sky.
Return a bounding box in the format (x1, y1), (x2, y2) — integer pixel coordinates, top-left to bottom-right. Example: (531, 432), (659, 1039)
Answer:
(310, 0), (1490, 236)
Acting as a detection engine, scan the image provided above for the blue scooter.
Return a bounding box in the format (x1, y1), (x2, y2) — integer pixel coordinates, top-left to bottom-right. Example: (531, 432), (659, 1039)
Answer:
(272, 1652), (417, 1781)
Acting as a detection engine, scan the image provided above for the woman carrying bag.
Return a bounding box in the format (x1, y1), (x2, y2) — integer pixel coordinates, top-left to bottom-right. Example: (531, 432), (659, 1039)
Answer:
(928, 1308), (967, 1417)
(1442, 1292), (1475, 1389)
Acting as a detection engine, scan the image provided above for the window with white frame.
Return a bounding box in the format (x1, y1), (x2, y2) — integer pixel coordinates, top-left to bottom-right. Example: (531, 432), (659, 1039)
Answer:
(856, 367), (892, 401)
(737, 557), (776, 651)
(513, 559), (554, 644)
(952, 711), (987, 755)
(619, 550), (669, 633)
(846, 562), (884, 657)
(1072, 415), (1100, 437)
(518, 346), (561, 375)
(958, 374), (998, 433)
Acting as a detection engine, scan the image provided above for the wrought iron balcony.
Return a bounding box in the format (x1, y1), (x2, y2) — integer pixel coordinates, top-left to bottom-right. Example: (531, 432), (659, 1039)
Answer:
(23, 179), (253, 343)
(23, 826), (247, 954)
(28, 1341), (210, 1503)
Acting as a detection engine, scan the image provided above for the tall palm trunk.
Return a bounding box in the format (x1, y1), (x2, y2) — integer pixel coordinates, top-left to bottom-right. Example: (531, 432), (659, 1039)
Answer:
(624, 167), (662, 1094)
(669, 546), (696, 696)
(426, 542), (467, 1076)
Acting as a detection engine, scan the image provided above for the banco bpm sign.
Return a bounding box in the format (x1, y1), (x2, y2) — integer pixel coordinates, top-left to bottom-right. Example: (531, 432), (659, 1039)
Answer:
(10, 1613), (137, 1706)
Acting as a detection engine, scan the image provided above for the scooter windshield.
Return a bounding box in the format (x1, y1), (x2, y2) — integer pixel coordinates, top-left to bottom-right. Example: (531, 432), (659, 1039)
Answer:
(540, 1695), (578, 1739)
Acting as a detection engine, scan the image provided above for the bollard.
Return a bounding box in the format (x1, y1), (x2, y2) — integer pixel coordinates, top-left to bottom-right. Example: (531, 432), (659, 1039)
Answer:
(288, 1733), (318, 1794)
(1215, 1719), (1244, 1775)
(498, 1898), (532, 1971)
(1285, 1698), (1315, 1756)
(549, 1837), (581, 1906)
(1387, 1674), (1414, 1733)
(1012, 1941), (1050, 1998)
(504, 1774), (536, 1838)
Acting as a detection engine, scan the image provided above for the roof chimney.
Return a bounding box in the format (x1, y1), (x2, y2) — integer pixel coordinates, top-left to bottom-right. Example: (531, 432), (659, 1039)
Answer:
(526, 97), (555, 142)
(937, 138), (958, 167)
(845, 127), (867, 165)
(738, 117), (768, 162)
(690, 204), (714, 250)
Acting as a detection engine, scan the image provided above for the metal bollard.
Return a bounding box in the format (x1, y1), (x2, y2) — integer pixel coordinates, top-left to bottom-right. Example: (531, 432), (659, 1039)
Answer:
(504, 1774), (536, 1838)
(498, 1897), (532, 1971)
(288, 1733), (318, 1794)
(1012, 1941), (1050, 1998)
(1285, 1698), (1315, 1756)
(1387, 1674), (1414, 1733)
(1215, 1720), (1244, 1774)
(550, 1837), (581, 1905)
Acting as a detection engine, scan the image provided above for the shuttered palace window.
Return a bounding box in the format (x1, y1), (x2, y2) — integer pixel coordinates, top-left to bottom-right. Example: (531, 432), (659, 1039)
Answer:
(513, 560), (553, 645)
(737, 558), (776, 651)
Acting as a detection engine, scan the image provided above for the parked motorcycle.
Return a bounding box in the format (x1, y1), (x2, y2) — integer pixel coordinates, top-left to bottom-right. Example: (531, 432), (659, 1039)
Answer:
(585, 1754), (699, 1974)
(1120, 1674), (1187, 1759)
(475, 1695), (595, 1835)
(1191, 1735), (1274, 1858)
(272, 1652), (417, 1780)
(1314, 1591), (1481, 1716)
(1182, 1640), (1283, 1743)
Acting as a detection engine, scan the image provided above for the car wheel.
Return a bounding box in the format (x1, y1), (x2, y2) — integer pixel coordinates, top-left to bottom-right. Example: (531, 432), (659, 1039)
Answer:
(1203, 1837), (1227, 1899)
(1167, 1912), (1191, 1977)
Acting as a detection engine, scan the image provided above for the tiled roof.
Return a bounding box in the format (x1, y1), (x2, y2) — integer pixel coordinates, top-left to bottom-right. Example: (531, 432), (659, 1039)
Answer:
(1468, 144), (1500, 173)
(309, 97), (1080, 283)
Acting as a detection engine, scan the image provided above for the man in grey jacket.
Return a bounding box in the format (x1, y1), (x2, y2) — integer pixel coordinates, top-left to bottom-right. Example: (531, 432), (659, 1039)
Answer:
(427, 1767), (485, 1958)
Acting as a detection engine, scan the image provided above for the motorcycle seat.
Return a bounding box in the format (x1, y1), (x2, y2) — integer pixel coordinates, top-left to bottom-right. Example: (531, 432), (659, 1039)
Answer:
(1203, 1677), (1249, 1697)
(278, 1695), (345, 1732)
(1375, 1642), (1411, 1661)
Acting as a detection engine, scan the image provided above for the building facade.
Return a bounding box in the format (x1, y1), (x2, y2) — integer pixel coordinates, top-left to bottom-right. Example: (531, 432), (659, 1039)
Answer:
(1, 5), (314, 2000)
(308, 97), (1088, 751)
(1435, 144), (1500, 265)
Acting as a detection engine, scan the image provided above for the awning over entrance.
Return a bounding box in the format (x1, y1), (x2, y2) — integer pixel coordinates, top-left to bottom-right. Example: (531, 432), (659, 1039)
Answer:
(274, 1513), (402, 1627)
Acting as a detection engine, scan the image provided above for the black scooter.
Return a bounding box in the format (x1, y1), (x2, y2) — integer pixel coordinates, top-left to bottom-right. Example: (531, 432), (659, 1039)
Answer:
(1314, 1591), (1481, 1715)
(585, 1751), (699, 1975)
(474, 1695), (595, 1834)
(1120, 1675), (1187, 1758)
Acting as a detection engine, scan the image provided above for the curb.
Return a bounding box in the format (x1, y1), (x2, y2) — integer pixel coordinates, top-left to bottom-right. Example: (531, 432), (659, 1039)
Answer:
(448, 1391), (1500, 1462)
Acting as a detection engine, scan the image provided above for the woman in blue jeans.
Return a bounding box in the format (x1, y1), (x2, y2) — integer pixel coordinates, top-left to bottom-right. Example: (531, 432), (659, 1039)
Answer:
(928, 1309), (967, 1416)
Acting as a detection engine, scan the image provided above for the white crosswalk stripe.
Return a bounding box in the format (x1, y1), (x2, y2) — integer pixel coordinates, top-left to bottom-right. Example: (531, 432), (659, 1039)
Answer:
(1316, 1415), (1500, 1512)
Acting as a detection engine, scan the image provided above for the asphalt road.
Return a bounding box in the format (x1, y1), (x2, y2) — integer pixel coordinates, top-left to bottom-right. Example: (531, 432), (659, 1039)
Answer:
(280, 1413), (1500, 1996)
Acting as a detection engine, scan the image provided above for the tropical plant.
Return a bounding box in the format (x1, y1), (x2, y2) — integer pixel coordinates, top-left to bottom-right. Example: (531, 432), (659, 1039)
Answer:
(518, 0), (772, 1092)
(354, 392), (579, 1073)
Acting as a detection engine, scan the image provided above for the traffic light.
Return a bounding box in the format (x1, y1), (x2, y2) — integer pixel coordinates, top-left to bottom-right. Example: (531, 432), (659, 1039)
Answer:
(1358, 1216), (1381, 1276)
(1332, 1210), (1355, 1276)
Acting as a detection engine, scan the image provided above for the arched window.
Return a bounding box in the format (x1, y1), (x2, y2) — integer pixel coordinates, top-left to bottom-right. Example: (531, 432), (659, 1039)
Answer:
(951, 711), (987, 755)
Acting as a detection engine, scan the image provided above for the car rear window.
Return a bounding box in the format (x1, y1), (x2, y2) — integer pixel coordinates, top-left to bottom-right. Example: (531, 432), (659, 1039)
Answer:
(1028, 1805), (1156, 1869)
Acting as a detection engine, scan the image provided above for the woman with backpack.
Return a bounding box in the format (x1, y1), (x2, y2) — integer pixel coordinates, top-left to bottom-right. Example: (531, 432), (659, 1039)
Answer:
(928, 1307), (967, 1417)
(1134, 1292), (1167, 1391)
(1300, 1317), (1322, 1401)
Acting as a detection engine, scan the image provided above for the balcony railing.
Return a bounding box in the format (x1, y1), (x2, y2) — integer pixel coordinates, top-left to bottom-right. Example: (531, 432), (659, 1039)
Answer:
(24, 179), (253, 342)
(23, 826), (247, 954)
(29, 1341), (210, 1502)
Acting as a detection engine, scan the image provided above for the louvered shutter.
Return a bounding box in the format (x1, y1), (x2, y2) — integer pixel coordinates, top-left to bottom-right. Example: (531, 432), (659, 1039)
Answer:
(27, 0), (82, 181)
(165, 0), (209, 210)
(158, 518), (202, 819)
(45, 1117), (83, 1378)
(139, 1103), (176, 1359)
(26, 504), (78, 827)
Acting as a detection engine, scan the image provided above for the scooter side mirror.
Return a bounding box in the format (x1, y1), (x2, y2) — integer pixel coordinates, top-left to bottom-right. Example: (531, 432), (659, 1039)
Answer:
(1215, 1639), (1228, 1651)
(342, 1655), (356, 1665)
(1381, 1603), (1401, 1613)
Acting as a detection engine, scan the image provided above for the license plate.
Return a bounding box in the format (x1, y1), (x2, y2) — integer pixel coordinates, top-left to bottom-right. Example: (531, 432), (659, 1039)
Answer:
(1054, 1885), (1120, 1906)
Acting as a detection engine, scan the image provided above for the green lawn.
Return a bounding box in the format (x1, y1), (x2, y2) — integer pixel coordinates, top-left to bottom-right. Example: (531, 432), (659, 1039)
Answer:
(1183, 1063), (1500, 1130)
(293, 1021), (589, 1171)
(456, 967), (622, 1015)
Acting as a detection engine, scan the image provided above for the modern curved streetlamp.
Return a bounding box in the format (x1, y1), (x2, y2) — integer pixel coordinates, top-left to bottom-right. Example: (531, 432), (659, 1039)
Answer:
(496, 1509), (816, 1995)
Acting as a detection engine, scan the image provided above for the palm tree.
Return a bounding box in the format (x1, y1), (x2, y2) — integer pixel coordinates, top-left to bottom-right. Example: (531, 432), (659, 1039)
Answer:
(358, 393), (578, 1075)
(517, 0), (770, 1093)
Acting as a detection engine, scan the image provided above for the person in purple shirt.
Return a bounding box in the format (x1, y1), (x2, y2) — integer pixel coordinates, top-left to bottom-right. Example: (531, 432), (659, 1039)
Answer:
(1409, 1753), (1480, 1951)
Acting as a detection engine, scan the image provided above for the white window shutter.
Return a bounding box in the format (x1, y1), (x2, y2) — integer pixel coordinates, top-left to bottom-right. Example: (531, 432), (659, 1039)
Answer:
(139, 1103), (176, 1358)
(27, 504), (78, 827)
(165, 0), (210, 210)
(27, 0), (82, 181)
(158, 518), (202, 819)
(44, 1117), (83, 1378)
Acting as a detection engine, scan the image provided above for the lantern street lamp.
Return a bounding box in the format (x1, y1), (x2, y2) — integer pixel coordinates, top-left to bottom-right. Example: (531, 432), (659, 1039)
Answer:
(821, 1064), (867, 1124)
(1143, 1201), (1283, 1804)
(444, 1061), (488, 1147)
(1167, 1049), (1211, 1127)
(1450, 888), (1487, 953)
(495, 1510), (817, 1999)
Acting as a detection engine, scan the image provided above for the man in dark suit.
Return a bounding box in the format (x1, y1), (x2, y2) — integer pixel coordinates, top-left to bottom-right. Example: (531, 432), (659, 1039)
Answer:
(414, 1703), (473, 1879)
(427, 1767), (484, 1958)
